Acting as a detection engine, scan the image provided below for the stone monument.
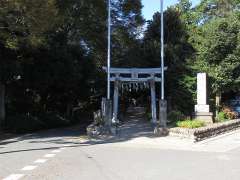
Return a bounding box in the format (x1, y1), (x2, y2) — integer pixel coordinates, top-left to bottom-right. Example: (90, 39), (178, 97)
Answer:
(194, 73), (213, 123)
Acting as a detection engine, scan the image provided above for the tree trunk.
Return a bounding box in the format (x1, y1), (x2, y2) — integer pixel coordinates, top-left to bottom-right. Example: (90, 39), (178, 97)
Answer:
(0, 83), (5, 128)
(215, 91), (221, 116)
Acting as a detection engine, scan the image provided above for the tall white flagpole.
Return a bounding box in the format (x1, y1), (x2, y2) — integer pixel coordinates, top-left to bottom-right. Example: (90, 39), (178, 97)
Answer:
(160, 0), (165, 100)
(107, 0), (111, 99)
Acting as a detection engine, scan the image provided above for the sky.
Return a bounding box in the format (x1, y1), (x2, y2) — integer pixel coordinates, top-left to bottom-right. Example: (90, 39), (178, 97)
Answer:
(142, 0), (201, 20)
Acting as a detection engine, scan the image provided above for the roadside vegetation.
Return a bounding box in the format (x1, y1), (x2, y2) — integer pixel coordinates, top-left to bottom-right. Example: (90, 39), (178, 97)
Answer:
(176, 120), (205, 129)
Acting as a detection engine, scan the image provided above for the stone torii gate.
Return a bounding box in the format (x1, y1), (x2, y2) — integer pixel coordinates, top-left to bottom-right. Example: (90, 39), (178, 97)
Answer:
(103, 67), (167, 125)
(102, 0), (167, 132)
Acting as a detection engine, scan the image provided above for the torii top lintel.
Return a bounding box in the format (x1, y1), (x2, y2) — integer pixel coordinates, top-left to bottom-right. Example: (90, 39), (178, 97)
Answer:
(103, 67), (167, 82)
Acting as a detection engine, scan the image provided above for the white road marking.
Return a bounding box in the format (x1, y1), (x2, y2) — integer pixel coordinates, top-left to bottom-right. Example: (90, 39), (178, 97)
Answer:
(52, 150), (61, 153)
(63, 144), (71, 147)
(34, 159), (48, 163)
(21, 165), (37, 171)
(44, 154), (56, 158)
(3, 174), (25, 180)
(60, 147), (66, 150)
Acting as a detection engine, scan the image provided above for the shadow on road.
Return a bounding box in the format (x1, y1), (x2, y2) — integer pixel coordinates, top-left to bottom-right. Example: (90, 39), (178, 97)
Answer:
(0, 107), (159, 154)
(0, 144), (90, 155)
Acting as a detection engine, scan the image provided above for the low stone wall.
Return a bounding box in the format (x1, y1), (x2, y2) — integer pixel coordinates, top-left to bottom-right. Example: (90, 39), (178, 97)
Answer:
(169, 119), (240, 142)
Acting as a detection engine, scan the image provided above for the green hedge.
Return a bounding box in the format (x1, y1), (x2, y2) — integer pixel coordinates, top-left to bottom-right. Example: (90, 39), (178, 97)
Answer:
(176, 120), (205, 129)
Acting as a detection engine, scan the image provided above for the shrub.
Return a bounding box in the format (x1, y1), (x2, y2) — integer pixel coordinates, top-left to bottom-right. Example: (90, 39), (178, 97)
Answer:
(216, 111), (227, 122)
(222, 106), (238, 120)
(5, 112), (70, 133)
(39, 112), (70, 128)
(6, 114), (46, 133)
(167, 110), (185, 124)
(176, 120), (205, 129)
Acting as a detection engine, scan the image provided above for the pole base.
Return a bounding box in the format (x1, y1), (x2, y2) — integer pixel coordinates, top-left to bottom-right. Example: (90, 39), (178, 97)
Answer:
(154, 127), (169, 136)
(101, 98), (112, 128)
(159, 100), (167, 128)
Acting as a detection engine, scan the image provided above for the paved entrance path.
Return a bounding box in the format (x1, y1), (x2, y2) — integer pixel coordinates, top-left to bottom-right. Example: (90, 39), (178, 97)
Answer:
(1, 119), (240, 179)
(118, 107), (154, 139)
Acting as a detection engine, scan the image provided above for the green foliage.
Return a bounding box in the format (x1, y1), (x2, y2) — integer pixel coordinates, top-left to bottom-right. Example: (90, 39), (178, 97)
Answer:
(39, 112), (70, 128)
(0, 0), (59, 49)
(216, 111), (227, 122)
(0, 0), (59, 84)
(176, 120), (206, 129)
(143, 8), (195, 115)
(0, 0), (102, 131)
(192, 12), (240, 94)
(175, 1), (240, 104)
(194, 0), (240, 22)
(0, 0), (146, 132)
(5, 112), (70, 133)
(5, 114), (46, 133)
(144, 8), (194, 63)
(111, 0), (144, 68)
(167, 110), (185, 124)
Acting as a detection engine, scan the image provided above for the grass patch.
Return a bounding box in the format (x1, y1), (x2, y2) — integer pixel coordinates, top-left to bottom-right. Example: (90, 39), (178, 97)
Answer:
(176, 120), (205, 129)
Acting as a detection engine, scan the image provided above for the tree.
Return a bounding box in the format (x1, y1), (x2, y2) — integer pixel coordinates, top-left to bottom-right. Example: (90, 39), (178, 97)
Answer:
(175, 0), (240, 115)
(194, 0), (240, 22)
(0, 0), (59, 126)
(0, 0), (101, 130)
(0, 0), (148, 131)
(110, 0), (145, 67)
(191, 12), (240, 113)
(143, 8), (195, 114)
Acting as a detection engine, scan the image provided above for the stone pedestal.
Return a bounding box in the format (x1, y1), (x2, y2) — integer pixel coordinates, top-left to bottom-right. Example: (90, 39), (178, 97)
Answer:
(194, 73), (213, 123)
(194, 112), (213, 124)
(159, 100), (167, 128)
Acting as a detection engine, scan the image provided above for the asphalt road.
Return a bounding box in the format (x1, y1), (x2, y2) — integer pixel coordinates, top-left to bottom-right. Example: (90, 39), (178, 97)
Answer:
(1, 125), (240, 180)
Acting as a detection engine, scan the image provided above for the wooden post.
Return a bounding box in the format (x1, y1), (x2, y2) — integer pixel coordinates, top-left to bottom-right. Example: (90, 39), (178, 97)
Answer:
(0, 83), (5, 128)
(113, 80), (120, 123)
(150, 80), (157, 124)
